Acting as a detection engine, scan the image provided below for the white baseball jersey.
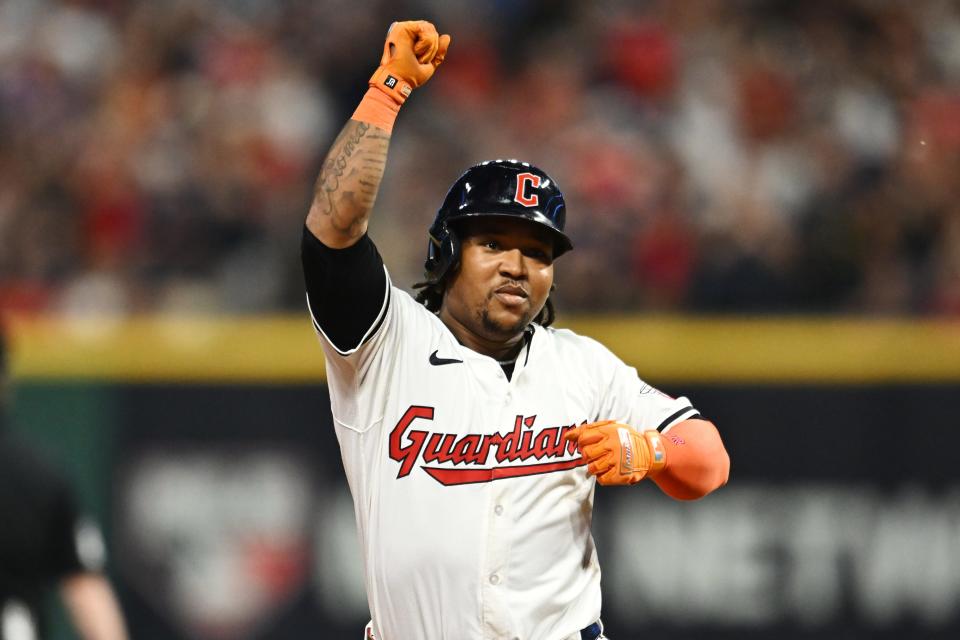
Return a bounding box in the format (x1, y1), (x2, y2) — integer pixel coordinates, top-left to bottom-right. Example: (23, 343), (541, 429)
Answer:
(307, 270), (700, 640)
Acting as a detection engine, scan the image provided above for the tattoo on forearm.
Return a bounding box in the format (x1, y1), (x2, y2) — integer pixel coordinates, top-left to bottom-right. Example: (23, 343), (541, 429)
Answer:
(313, 120), (390, 236)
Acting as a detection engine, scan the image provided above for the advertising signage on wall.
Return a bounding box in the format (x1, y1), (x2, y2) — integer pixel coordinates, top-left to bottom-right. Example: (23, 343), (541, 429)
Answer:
(10, 318), (960, 639)
(64, 384), (951, 640)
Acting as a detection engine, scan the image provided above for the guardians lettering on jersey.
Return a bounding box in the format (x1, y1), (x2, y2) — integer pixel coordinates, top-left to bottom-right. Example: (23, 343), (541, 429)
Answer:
(390, 406), (587, 486)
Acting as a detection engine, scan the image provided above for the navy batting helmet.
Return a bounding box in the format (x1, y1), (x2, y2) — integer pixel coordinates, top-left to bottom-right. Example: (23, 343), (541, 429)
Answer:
(423, 159), (573, 283)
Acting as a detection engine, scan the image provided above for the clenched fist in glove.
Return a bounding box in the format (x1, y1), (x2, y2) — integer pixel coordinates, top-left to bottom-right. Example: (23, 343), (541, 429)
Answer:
(565, 420), (667, 486)
(353, 20), (450, 133)
(370, 20), (451, 104)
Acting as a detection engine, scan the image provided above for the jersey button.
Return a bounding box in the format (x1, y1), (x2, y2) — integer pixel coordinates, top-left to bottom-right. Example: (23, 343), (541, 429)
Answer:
(494, 504), (504, 516)
(489, 573), (500, 585)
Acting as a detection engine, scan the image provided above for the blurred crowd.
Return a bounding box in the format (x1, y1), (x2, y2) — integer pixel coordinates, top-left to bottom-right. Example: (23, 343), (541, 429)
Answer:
(1, 0), (959, 316)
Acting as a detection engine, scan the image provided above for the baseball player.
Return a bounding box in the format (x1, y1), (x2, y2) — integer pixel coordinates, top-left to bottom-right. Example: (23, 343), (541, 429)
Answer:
(301, 21), (730, 640)
(0, 328), (129, 640)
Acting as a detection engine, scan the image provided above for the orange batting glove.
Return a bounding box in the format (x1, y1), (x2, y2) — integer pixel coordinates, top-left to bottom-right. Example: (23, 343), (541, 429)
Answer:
(370, 20), (451, 105)
(353, 21), (450, 133)
(565, 420), (667, 486)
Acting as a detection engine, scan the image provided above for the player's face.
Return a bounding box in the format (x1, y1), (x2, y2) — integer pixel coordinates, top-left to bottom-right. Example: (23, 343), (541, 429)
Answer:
(441, 217), (555, 345)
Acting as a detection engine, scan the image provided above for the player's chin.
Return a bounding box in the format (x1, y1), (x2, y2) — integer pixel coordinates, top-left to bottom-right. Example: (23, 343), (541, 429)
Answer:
(481, 306), (532, 337)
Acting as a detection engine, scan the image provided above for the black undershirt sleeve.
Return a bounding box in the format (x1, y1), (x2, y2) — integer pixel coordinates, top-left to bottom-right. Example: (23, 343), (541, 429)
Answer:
(301, 226), (389, 353)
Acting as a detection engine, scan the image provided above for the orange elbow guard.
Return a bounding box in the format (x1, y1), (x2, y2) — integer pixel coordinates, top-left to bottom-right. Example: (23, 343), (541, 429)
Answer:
(652, 420), (730, 500)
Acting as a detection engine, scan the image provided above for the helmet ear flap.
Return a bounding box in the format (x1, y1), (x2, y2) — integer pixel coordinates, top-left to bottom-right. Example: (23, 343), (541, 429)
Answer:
(424, 223), (461, 284)
(444, 228), (461, 276)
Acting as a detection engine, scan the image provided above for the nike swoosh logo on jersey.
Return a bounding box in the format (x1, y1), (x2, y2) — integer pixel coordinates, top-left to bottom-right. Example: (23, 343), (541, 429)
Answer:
(429, 350), (463, 366)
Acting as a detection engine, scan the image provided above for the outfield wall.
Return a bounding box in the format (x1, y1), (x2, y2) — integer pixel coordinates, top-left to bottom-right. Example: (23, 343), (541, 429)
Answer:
(8, 316), (960, 640)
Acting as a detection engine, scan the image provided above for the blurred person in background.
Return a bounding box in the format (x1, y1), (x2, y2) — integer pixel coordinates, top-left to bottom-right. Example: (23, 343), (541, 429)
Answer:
(0, 327), (128, 640)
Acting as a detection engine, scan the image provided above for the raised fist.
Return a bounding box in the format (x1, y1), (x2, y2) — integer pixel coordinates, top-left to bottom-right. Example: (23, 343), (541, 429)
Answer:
(369, 20), (451, 105)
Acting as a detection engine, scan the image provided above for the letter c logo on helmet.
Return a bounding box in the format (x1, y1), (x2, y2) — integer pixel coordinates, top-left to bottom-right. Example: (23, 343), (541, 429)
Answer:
(514, 172), (541, 207)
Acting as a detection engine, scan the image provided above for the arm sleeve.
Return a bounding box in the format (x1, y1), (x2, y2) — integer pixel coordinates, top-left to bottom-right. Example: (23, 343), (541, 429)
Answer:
(301, 225), (389, 354)
(653, 418), (730, 500)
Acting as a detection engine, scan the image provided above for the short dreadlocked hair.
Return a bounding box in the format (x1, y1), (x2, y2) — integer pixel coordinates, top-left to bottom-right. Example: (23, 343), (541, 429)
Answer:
(413, 278), (557, 328)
